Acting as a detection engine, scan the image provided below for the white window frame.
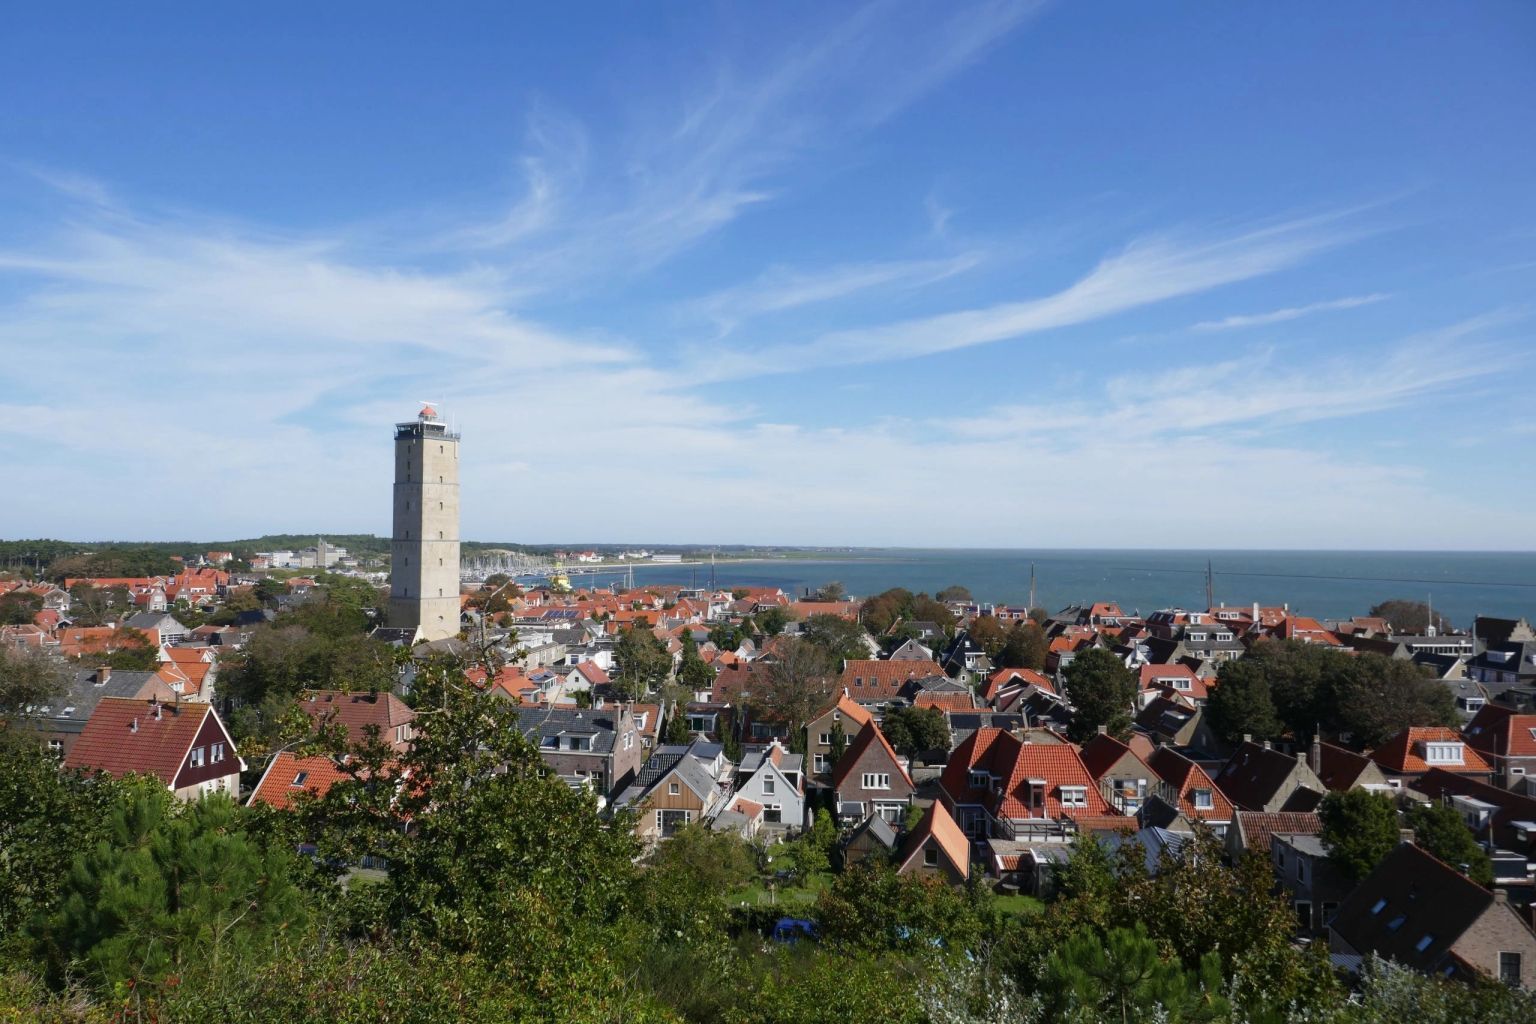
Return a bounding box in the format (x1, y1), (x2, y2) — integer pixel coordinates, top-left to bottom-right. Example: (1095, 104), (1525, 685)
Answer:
(1060, 785), (1087, 808)
(1193, 788), (1214, 810)
(189, 747), (205, 768)
(862, 772), (891, 790)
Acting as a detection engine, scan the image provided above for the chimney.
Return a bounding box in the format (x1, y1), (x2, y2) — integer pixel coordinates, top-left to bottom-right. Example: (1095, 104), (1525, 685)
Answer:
(1243, 733), (1252, 744)
(1262, 739), (1271, 750)
(130, 717), (138, 733)
(97, 665), (111, 685)
(152, 700), (162, 721)
(1097, 724), (1108, 735)
(1310, 734), (1322, 774)
(1399, 828), (1416, 845)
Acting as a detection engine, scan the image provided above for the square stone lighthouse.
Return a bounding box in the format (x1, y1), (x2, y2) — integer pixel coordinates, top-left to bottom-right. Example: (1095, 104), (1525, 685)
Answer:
(389, 404), (460, 641)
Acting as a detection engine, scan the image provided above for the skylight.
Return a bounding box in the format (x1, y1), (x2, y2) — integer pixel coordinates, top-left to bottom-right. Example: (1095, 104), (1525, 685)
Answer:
(1415, 934), (1435, 952)
(1386, 915), (1406, 932)
(1370, 898), (1388, 915)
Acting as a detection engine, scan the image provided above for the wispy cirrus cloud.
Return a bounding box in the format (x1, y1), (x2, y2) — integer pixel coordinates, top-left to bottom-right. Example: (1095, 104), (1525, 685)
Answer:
(1191, 292), (1390, 331)
(699, 211), (1367, 379)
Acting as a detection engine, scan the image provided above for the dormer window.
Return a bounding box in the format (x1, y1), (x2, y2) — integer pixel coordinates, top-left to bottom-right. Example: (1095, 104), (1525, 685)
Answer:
(970, 770), (990, 789)
(1192, 788), (1213, 810)
(1060, 785), (1087, 808)
(1424, 742), (1465, 765)
(1188, 632), (1207, 642)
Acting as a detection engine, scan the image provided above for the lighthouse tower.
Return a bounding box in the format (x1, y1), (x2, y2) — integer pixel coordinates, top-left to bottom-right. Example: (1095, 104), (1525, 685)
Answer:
(389, 404), (460, 641)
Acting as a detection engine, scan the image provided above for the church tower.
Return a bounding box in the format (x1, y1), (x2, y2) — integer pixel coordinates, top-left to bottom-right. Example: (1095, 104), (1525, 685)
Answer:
(389, 405), (460, 641)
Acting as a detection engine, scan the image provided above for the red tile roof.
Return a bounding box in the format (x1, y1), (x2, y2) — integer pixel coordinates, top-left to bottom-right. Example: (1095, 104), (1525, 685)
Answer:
(1463, 704), (1536, 759)
(1233, 811), (1322, 853)
(940, 728), (1112, 821)
(915, 690), (977, 712)
(64, 697), (226, 785)
(248, 751), (350, 810)
(897, 800), (971, 880)
(1078, 733), (1142, 781)
(840, 659), (946, 700)
(1148, 746), (1234, 822)
(984, 667), (1053, 700)
(1370, 727), (1491, 776)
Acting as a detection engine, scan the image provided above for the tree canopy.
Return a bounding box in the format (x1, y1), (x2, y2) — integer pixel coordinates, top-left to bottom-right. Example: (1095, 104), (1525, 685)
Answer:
(1320, 789), (1400, 882)
(1062, 648), (1137, 742)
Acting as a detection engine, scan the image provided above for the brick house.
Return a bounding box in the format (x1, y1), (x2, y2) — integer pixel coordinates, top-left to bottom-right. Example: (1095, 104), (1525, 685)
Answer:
(1145, 745), (1235, 836)
(1079, 732), (1156, 816)
(1330, 842), (1536, 987)
(939, 727), (1112, 843)
(895, 800), (971, 884)
(300, 689), (416, 753)
(1214, 739), (1326, 812)
(1369, 727), (1493, 789)
(1463, 704), (1536, 790)
(831, 722), (914, 824)
(517, 704), (643, 797)
(65, 697), (242, 801)
(805, 693), (873, 777)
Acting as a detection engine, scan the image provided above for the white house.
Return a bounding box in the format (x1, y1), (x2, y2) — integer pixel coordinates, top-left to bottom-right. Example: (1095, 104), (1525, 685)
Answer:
(734, 739), (806, 833)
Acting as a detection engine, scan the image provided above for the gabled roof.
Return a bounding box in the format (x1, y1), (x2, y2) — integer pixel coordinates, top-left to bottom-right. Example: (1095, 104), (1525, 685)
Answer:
(897, 800), (971, 880)
(1329, 842), (1499, 973)
(1315, 741), (1377, 790)
(1078, 733), (1145, 781)
(1148, 746), (1234, 821)
(64, 698), (227, 785)
(1215, 741), (1312, 811)
(1370, 727), (1491, 776)
(840, 659), (947, 700)
(984, 667), (1053, 700)
(247, 751), (350, 810)
(914, 690), (976, 712)
(1463, 703), (1536, 758)
(940, 728), (1112, 820)
(299, 690), (415, 745)
(1232, 811), (1322, 854)
(814, 692), (873, 731)
(831, 722), (912, 791)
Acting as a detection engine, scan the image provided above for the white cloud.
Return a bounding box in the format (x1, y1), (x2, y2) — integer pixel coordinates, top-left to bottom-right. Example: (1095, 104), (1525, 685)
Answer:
(1191, 293), (1390, 331)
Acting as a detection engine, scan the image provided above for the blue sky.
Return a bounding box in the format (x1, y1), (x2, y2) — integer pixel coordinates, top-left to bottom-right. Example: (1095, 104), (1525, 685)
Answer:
(1, 1), (1533, 548)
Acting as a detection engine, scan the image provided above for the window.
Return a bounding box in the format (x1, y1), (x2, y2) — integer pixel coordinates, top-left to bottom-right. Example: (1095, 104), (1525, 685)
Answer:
(862, 772), (891, 790)
(1060, 785), (1087, 808)
(763, 776), (776, 795)
(1425, 742), (1465, 765)
(47, 739), (62, 753)
(819, 732), (832, 746)
(1296, 859), (1306, 882)
(970, 771), (990, 789)
(1500, 951), (1522, 986)
(1370, 898), (1387, 915)
(1295, 901), (1312, 929)
(1193, 788), (1213, 810)
(189, 747), (205, 768)
(291, 771), (309, 787)
(1188, 632), (1207, 642)
(924, 848), (939, 867)
(1415, 934), (1436, 953)
(764, 805), (782, 824)
(668, 782), (680, 795)
(211, 742), (225, 763)
(813, 754), (828, 772)
(1386, 915), (1406, 932)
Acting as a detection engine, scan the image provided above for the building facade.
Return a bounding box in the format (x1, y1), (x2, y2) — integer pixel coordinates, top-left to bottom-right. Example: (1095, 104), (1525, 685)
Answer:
(389, 405), (461, 641)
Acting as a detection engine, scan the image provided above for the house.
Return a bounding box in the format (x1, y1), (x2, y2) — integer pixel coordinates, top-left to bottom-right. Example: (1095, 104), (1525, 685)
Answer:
(831, 722), (914, 824)
(1133, 695), (1216, 750)
(734, 740), (806, 832)
(839, 659), (947, 703)
(123, 611), (191, 647)
(1225, 811), (1322, 862)
(984, 667), (1054, 704)
(1411, 769), (1536, 881)
(1329, 842), (1536, 986)
(1462, 704), (1536, 790)
(946, 710), (1026, 747)
(1214, 739), (1326, 812)
(805, 693), (873, 776)
(614, 739), (733, 845)
(885, 637), (935, 662)
(1079, 732), (1156, 815)
(895, 800), (971, 884)
(517, 704), (643, 797)
(940, 633), (990, 680)
(247, 751), (352, 810)
(24, 665), (178, 756)
(939, 727), (1112, 843)
(1369, 726), (1493, 788)
(1144, 745), (1235, 836)
(1311, 737), (1392, 793)
(1136, 664), (1207, 706)
(299, 690), (416, 754)
(1271, 833), (1351, 935)
(64, 697), (242, 800)
(841, 813), (899, 868)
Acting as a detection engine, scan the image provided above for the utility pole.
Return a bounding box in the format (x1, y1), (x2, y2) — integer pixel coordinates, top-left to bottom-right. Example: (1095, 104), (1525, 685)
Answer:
(1028, 562), (1036, 612)
(1205, 559), (1214, 610)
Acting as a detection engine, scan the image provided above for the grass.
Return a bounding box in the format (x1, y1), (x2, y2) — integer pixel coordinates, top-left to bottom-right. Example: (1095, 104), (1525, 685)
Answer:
(992, 893), (1044, 915)
(729, 871), (834, 908)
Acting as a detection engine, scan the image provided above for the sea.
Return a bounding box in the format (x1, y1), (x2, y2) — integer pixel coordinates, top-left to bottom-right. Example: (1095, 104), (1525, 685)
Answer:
(531, 550), (1536, 629)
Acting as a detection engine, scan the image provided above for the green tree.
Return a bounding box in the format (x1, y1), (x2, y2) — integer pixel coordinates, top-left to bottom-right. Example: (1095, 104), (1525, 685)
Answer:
(816, 861), (987, 954)
(1062, 648), (1137, 742)
(936, 586), (972, 603)
(756, 606), (791, 637)
(967, 616), (1008, 658)
(1043, 922), (1230, 1024)
(813, 581), (847, 602)
(756, 638), (836, 735)
(0, 646), (68, 720)
(1320, 789), (1400, 881)
(0, 591), (42, 625)
(800, 614), (869, 664)
(43, 791), (308, 994)
(708, 622), (745, 651)
(1369, 599), (1454, 635)
(1330, 653), (1456, 748)
(1406, 801), (1493, 885)
(612, 627), (671, 700)
(1000, 621), (1048, 670)
(878, 705), (949, 757)
(663, 706), (691, 744)
(639, 823), (754, 938)
(1206, 657), (1283, 745)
